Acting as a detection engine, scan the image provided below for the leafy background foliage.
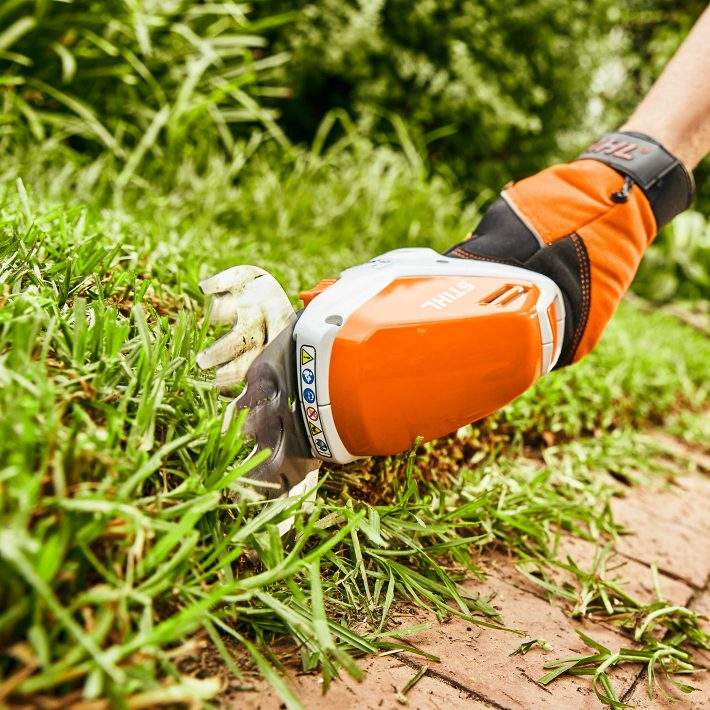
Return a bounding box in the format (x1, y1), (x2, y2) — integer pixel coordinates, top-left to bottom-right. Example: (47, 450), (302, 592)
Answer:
(254, 0), (618, 190)
(0, 0), (291, 171)
(254, 1), (707, 194)
(1, 1), (706, 302)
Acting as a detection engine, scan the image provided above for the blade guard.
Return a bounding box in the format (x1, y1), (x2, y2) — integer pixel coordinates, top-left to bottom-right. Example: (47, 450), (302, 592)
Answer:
(294, 248), (564, 462)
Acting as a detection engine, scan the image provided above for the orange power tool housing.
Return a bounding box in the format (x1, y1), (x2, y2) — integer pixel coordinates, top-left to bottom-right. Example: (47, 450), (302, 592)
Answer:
(293, 248), (564, 463)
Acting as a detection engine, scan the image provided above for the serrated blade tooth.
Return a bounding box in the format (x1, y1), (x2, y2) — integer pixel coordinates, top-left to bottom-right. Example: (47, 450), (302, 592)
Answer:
(277, 469), (320, 536)
(198, 268), (319, 501)
(214, 348), (261, 389)
(208, 292), (243, 325)
(199, 265), (268, 295)
(241, 275), (293, 312)
(241, 276), (295, 340)
(262, 294), (295, 339)
(200, 273), (295, 368)
(225, 276), (295, 345)
(196, 306), (264, 370)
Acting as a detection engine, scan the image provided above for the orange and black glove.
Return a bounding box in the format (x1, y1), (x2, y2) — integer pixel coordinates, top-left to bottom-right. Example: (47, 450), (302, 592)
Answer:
(445, 131), (695, 367)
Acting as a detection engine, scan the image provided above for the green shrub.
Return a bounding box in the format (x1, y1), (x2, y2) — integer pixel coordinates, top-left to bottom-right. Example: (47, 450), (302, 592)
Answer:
(253, 0), (619, 190)
(635, 211), (710, 302)
(0, 0), (290, 170)
(256, 1), (709, 200)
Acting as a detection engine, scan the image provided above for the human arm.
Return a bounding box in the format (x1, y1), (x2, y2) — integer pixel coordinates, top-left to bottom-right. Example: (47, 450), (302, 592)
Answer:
(621, 5), (710, 170)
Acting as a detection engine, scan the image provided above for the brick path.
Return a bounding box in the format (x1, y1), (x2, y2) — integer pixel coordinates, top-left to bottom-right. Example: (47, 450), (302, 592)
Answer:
(237, 466), (710, 709)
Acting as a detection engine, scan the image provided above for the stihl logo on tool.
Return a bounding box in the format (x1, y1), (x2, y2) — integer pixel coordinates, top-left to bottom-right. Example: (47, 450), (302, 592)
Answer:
(420, 280), (475, 310)
(587, 137), (652, 161)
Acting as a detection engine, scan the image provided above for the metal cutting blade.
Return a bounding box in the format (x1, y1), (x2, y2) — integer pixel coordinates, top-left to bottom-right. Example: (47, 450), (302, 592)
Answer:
(232, 314), (321, 499)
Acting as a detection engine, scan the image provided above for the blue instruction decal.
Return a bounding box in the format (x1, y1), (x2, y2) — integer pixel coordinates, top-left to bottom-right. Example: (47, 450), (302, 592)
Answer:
(299, 344), (332, 457)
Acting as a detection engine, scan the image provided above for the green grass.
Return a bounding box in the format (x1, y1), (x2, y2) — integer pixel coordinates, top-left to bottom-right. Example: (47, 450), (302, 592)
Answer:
(1, 142), (708, 707)
(0, 0), (293, 165)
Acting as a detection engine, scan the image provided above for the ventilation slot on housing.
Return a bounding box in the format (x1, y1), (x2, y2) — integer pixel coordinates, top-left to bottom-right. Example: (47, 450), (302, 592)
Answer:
(479, 284), (530, 307)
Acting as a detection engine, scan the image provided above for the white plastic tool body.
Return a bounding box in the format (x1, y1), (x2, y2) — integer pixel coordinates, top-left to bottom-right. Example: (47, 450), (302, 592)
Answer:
(293, 248), (565, 464)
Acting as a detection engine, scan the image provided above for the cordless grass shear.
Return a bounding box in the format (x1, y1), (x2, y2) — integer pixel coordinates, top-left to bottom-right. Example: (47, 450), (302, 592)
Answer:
(197, 248), (564, 500)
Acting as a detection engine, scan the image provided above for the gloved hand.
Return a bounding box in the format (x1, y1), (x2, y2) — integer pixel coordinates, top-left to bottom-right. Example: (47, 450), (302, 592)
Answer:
(445, 131), (695, 367)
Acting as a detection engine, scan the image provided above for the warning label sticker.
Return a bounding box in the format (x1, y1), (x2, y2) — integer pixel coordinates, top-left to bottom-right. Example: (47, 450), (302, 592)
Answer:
(313, 438), (330, 455)
(299, 345), (331, 458)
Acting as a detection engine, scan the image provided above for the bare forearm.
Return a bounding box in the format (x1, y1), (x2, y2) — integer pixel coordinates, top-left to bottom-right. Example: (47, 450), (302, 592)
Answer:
(621, 6), (710, 170)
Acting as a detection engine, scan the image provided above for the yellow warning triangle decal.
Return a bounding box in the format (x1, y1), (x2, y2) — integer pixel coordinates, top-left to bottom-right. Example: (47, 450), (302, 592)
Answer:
(300, 348), (313, 365)
(309, 423), (322, 436)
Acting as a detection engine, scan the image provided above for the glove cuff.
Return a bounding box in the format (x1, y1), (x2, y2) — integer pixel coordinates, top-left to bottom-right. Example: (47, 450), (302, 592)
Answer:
(577, 131), (695, 229)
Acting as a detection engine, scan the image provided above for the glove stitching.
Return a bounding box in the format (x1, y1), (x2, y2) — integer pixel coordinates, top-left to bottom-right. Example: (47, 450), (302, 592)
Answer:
(569, 233), (591, 361)
(449, 246), (520, 267)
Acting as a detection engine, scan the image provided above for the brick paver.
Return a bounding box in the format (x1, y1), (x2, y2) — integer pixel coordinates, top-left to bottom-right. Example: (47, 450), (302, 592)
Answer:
(611, 479), (710, 589)
(489, 535), (694, 608)
(689, 588), (710, 671)
(622, 584), (709, 710)
(239, 652), (492, 709)
(620, 539), (710, 709)
(392, 574), (639, 708)
(623, 672), (709, 710)
(232, 474), (710, 709)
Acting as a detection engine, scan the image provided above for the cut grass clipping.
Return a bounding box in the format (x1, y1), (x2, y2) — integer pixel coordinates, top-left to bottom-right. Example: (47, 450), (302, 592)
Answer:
(1, 166), (708, 708)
